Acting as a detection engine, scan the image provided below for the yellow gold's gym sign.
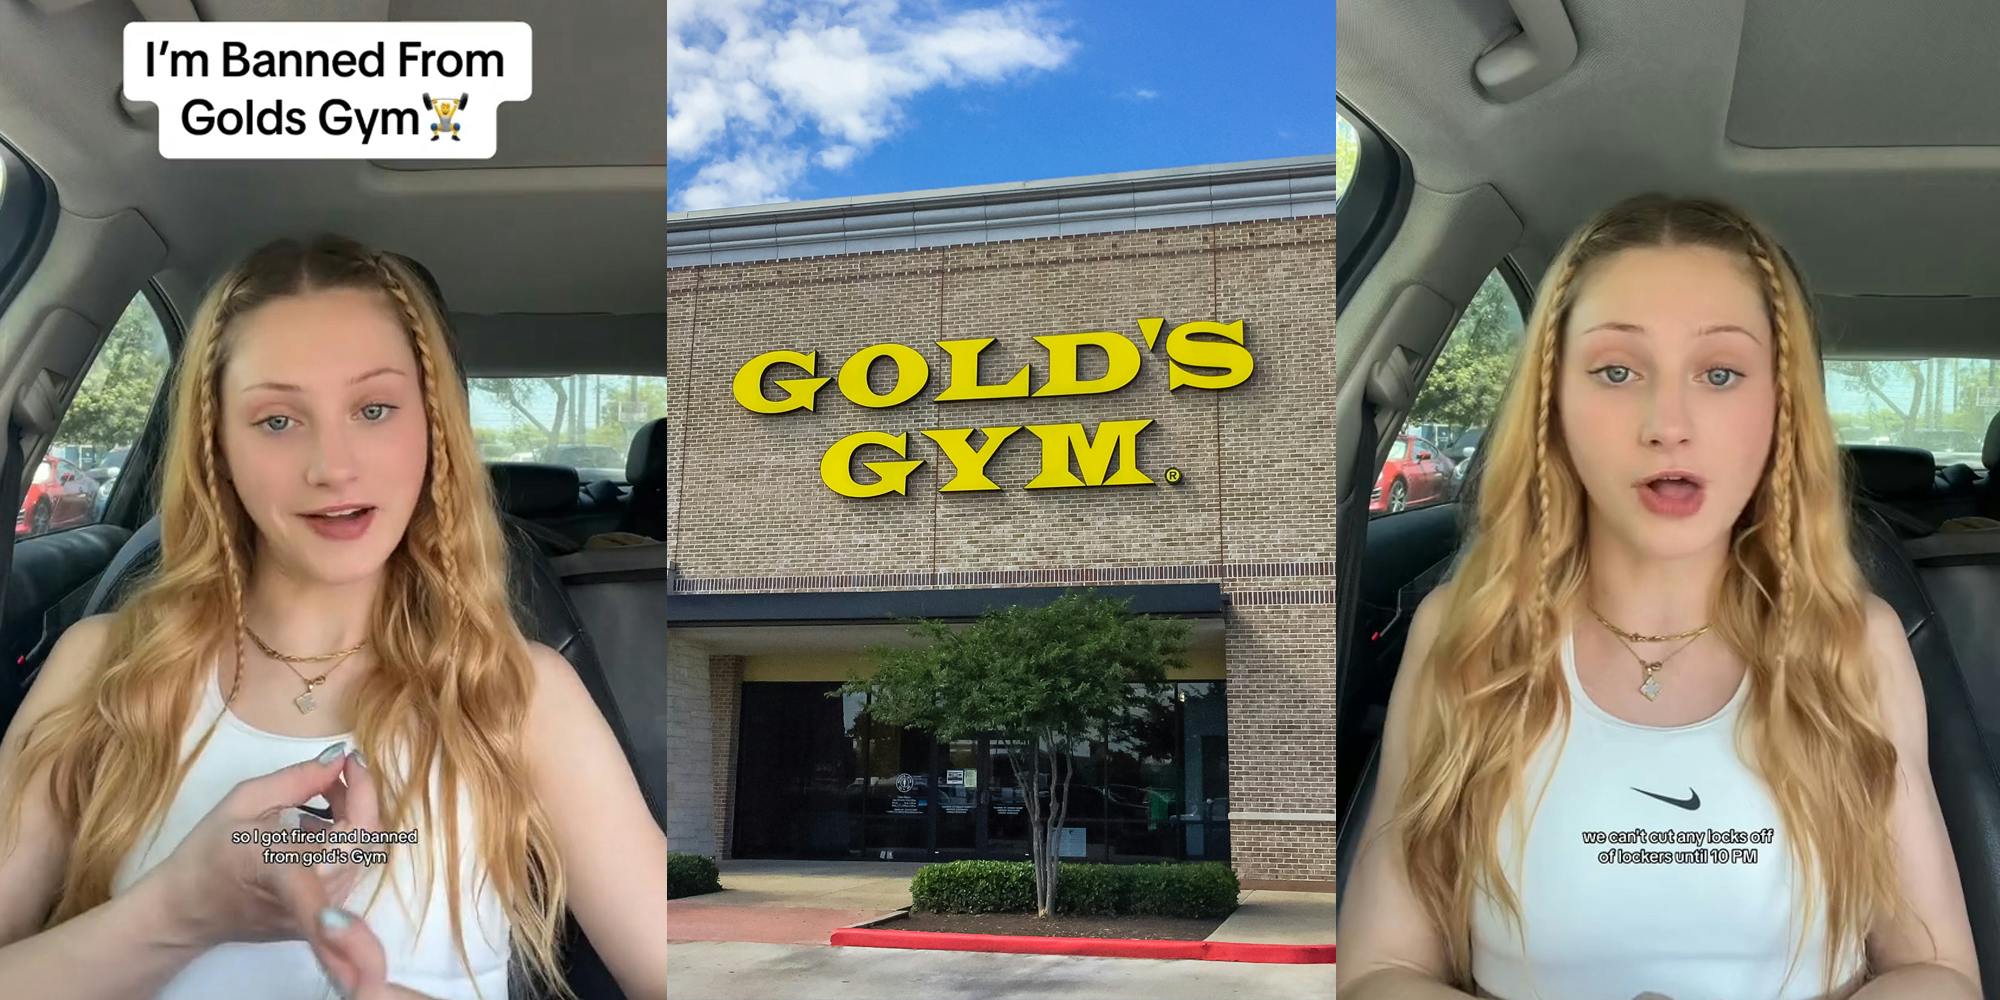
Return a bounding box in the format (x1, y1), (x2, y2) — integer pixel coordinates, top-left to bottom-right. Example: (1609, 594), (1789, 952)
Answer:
(731, 318), (1252, 497)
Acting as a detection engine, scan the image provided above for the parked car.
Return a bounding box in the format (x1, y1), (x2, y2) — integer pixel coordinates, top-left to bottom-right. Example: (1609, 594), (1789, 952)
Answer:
(1449, 427), (1483, 481)
(1370, 434), (1456, 514)
(17, 455), (98, 537)
(86, 445), (128, 516)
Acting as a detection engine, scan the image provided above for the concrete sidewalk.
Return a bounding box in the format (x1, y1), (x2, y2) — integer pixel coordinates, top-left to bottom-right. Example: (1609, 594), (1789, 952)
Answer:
(669, 940), (1336, 1000)
(668, 861), (1334, 949)
(1207, 889), (1336, 945)
(667, 860), (918, 945)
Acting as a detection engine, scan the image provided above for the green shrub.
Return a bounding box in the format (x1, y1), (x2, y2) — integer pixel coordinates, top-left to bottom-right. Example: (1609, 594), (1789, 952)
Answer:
(667, 853), (721, 899)
(910, 859), (1035, 913)
(909, 860), (1238, 919)
(1128, 862), (1240, 918)
(1054, 861), (1130, 916)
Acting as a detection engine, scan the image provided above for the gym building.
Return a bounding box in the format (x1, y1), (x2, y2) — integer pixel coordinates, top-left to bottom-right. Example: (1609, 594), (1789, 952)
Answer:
(664, 157), (1337, 886)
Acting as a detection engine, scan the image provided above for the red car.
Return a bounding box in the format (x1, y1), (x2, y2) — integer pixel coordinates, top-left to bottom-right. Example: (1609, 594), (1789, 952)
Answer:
(1370, 434), (1456, 514)
(17, 454), (99, 536)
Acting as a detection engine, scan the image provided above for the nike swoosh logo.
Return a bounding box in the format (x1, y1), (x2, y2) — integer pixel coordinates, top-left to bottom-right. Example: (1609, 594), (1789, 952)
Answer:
(1632, 786), (1700, 810)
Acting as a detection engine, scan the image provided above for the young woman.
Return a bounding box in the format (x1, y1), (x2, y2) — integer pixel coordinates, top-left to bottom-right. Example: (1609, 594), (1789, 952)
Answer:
(0, 236), (668, 1000)
(1337, 196), (1980, 999)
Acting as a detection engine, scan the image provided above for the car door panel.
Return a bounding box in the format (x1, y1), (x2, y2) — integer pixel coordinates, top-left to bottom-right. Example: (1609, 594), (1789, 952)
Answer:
(0, 522), (130, 727)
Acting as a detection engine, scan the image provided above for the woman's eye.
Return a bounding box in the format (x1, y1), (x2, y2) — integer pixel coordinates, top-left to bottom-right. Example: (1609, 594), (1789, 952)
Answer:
(1591, 365), (1634, 385)
(1704, 368), (1743, 388)
(258, 415), (293, 433)
(359, 403), (396, 421)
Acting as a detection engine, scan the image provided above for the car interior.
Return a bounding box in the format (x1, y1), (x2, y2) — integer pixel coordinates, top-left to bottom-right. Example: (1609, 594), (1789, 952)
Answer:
(0, 2), (667, 997)
(1336, 2), (2000, 992)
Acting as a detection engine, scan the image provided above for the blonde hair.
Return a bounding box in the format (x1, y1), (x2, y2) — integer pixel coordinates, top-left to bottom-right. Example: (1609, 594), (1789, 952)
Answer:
(1396, 195), (1909, 993)
(0, 235), (571, 999)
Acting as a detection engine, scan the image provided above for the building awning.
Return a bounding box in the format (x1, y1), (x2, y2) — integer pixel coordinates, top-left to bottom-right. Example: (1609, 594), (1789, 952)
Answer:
(667, 583), (1226, 627)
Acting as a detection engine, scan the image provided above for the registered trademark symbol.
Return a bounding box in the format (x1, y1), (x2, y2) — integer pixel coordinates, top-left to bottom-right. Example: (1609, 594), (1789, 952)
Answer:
(1164, 467), (1183, 485)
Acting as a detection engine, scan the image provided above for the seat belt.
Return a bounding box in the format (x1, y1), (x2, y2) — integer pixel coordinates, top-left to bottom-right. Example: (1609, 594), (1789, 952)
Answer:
(0, 420), (24, 607)
(0, 420), (25, 708)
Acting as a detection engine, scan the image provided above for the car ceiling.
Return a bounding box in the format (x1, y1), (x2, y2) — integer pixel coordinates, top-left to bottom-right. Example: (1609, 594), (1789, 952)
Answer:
(1337, 0), (2000, 359)
(0, 0), (665, 374)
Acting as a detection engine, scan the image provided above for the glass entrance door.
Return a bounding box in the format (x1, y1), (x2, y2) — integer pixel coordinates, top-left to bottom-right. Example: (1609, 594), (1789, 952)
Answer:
(862, 711), (932, 857)
(936, 738), (981, 851)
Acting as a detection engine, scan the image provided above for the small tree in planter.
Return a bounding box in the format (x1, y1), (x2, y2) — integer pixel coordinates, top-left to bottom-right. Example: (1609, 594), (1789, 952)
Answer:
(840, 591), (1190, 918)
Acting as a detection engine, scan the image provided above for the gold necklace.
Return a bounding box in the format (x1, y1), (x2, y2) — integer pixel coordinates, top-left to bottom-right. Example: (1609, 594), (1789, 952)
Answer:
(1597, 625), (1705, 702)
(1589, 608), (1711, 645)
(245, 626), (365, 715)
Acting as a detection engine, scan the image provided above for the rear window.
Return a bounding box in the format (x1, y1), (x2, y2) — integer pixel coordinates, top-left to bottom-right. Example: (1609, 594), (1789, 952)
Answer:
(1824, 357), (1994, 469)
(469, 374), (667, 483)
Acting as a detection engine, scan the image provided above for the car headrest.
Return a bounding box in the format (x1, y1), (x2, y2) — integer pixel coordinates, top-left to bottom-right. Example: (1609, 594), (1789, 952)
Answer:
(487, 462), (581, 518)
(627, 418), (666, 489)
(1986, 411), (2000, 470)
(1845, 444), (1936, 502)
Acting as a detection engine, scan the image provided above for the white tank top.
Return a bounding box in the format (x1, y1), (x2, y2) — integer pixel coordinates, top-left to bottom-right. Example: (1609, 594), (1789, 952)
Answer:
(109, 660), (513, 1000)
(1467, 627), (1865, 1000)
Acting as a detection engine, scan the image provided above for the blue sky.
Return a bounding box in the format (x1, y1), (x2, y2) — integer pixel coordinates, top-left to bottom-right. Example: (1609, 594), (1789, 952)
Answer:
(668, 0), (1335, 212)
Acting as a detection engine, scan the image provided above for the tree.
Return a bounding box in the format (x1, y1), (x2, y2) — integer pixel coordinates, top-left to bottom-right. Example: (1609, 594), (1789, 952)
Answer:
(1828, 360), (1927, 438)
(839, 591), (1192, 918)
(1409, 273), (1523, 434)
(1335, 117), (1360, 201)
(472, 378), (574, 456)
(60, 302), (168, 451)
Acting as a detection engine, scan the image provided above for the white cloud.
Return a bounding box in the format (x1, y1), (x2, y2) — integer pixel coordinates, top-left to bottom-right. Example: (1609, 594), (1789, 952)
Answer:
(815, 144), (859, 170)
(1131, 88), (1158, 100)
(669, 0), (1075, 209)
(677, 147), (810, 211)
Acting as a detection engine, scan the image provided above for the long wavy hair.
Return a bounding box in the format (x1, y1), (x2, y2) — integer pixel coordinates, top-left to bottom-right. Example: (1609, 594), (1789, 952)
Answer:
(1394, 195), (1911, 995)
(0, 236), (571, 999)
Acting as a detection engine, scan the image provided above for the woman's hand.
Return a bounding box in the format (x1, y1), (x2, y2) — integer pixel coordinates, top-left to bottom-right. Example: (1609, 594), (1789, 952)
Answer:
(137, 742), (379, 947)
(310, 905), (443, 1000)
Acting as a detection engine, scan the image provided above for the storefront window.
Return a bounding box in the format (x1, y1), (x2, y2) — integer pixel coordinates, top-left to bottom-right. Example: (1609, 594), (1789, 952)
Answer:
(734, 682), (854, 858)
(731, 682), (1229, 862)
(1104, 684), (1182, 860)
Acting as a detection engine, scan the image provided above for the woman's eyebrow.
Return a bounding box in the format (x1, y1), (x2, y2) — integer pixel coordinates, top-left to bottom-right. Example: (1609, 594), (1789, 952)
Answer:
(240, 366), (409, 394)
(1696, 324), (1762, 343)
(1577, 321), (1646, 338)
(1576, 322), (1761, 343)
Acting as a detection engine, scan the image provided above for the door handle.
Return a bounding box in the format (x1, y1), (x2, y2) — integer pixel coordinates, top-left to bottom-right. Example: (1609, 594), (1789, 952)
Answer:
(1475, 0), (1579, 103)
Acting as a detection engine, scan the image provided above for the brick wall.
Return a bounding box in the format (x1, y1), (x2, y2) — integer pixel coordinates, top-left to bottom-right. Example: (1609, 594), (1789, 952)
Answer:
(1224, 604), (1337, 882)
(708, 655), (744, 859)
(665, 637), (715, 856)
(1230, 819), (1339, 887)
(668, 217), (1335, 881)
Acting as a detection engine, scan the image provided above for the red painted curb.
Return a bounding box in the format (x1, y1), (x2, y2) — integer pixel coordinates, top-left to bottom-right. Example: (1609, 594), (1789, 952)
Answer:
(829, 927), (1335, 964)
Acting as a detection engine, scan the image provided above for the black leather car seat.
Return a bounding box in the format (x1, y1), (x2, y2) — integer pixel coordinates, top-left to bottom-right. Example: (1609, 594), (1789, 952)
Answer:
(617, 419), (664, 541)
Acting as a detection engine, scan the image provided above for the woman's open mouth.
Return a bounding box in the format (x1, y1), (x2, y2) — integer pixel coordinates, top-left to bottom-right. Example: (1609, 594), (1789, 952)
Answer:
(1635, 471), (1704, 518)
(301, 505), (377, 541)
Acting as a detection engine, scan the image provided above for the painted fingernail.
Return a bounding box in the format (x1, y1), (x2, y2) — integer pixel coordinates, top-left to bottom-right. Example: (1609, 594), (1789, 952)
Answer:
(347, 749), (367, 770)
(318, 907), (355, 933)
(315, 742), (348, 764)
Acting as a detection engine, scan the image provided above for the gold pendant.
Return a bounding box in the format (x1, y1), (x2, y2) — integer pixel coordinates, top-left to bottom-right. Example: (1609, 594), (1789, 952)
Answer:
(295, 678), (323, 715)
(1640, 663), (1662, 702)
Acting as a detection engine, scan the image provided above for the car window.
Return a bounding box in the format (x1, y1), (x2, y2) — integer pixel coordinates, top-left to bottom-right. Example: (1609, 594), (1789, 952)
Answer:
(1388, 439), (1406, 461)
(1371, 268), (1526, 518)
(22, 292), (171, 539)
(1336, 112), (1358, 205)
(1824, 357), (1995, 470)
(468, 374), (668, 483)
